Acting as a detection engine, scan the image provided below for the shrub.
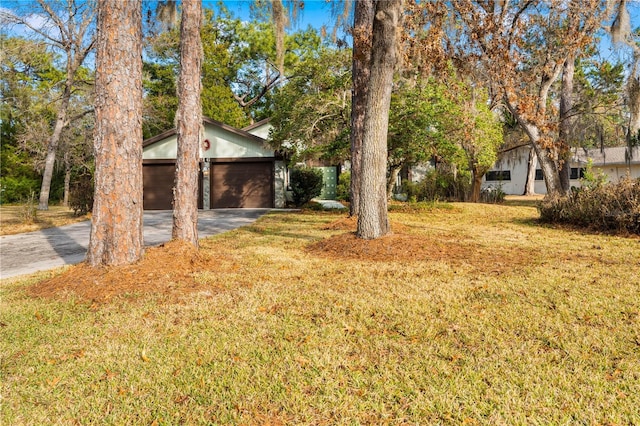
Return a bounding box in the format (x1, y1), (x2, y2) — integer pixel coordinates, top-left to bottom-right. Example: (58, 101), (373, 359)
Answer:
(0, 176), (40, 204)
(69, 175), (94, 216)
(336, 171), (350, 202)
(401, 169), (470, 202)
(538, 177), (640, 234)
(289, 167), (323, 207)
(480, 184), (506, 204)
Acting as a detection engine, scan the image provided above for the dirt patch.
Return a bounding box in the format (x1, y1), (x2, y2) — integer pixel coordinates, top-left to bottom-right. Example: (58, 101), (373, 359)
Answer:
(28, 240), (231, 303)
(307, 231), (534, 273)
(321, 215), (410, 233)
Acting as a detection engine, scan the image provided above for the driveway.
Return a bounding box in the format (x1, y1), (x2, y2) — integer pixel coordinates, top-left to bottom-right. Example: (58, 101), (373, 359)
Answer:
(0, 209), (269, 280)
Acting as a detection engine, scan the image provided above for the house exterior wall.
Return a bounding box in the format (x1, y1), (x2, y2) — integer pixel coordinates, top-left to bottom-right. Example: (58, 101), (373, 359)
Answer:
(244, 122), (272, 139)
(143, 136), (178, 159)
(482, 146), (640, 195)
(201, 125), (273, 159)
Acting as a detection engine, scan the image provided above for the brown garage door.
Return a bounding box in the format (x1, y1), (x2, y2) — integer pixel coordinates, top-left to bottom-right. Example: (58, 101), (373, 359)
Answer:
(143, 162), (175, 210)
(211, 161), (273, 208)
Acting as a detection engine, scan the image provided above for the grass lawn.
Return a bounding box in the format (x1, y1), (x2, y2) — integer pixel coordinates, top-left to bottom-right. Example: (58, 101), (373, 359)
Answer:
(1, 201), (639, 424)
(0, 205), (90, 236)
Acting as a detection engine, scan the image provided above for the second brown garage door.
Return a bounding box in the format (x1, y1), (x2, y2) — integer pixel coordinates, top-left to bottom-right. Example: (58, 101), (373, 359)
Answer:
(211, 161), (273, 208)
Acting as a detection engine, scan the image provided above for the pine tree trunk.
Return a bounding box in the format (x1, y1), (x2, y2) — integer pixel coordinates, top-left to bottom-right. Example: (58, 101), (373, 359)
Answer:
(357, 0), (402, 240)
(349, 0), (374, 217)
(523, 146), (537, 196)
(37, 86), (70, 210)
(172, 0), (202, 247)
(559, 55), (575, 193)
(87, 0), (144, 267)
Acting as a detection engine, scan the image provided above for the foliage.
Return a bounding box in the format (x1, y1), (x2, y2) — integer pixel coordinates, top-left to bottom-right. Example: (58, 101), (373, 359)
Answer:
(144, 7), (324, 130)
(580, 159), (608, 189)
(538, 177), (640, 234)
(336, 171), (350, 202)
(68, 173), (94, 216)
(571, 59), (627, 148)
(479, 185), (506, 204)
(289, 167), (323, 207)
(269, 47), (352, 163)
(18, 192), (38, 224)
(401, 169), (471, 202)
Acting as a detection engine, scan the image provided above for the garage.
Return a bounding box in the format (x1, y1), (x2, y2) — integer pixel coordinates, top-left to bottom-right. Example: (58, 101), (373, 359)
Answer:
(211, 161), (274, 208)
(143, 161), (175, 210)
(142, 117), (285, 210)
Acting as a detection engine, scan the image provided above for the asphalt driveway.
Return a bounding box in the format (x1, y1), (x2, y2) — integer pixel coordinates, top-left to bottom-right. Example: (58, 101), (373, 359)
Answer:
(0, 209), (269, 280)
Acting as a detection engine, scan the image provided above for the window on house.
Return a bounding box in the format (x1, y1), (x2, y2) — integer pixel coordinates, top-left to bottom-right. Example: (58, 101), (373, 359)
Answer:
(535, 169), (543, 180)
(485, 170), (511, 181)
(570, 167), (585, 179)
(536, 168), (585, 180)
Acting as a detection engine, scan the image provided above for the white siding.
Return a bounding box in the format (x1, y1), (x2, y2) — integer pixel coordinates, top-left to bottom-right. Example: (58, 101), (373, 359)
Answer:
(143, 136), (178, 159)
(202, 126), (274, 159)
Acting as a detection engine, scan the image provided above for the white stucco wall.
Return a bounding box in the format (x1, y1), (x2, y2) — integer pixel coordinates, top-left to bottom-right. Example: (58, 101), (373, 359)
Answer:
(482, 146), (640, 195)
(202, 126), (274, 159)
(143, 136), (178, 159)
(244, 122), (272, 140)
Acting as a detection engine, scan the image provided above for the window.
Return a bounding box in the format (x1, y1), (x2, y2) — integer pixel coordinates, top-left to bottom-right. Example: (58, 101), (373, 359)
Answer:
(570, 167), (585, 180)
(535, 169), (543, 180)
(536, 168), (584, 180)
(485, 170), (511, 181)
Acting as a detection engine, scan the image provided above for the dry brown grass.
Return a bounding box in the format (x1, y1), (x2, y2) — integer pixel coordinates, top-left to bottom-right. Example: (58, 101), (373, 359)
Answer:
(2, 201), (639, 425)
(0, 205), (90, 235)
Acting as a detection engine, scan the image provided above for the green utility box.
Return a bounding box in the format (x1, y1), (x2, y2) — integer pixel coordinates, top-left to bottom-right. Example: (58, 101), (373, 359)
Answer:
(316, 166), (337, 200)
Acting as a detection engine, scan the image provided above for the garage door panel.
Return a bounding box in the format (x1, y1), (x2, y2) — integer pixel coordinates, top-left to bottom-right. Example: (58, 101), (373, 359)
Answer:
(143, 163), (175, 210)
(211, 162), (273, 208)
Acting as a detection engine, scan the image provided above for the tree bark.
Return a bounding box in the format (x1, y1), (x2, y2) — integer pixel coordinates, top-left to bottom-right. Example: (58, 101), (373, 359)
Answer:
(559, 55), (575, 193)
(469, 166), (483, 203)
(523, 123), (563, 196)
(38, 88), (70, 210)
(387, 164), (401, 199)
(523, 146), (537, 196)
(357, 0), (402, 240)
(349, 0), (374, 217)
(172, 0), (202, 247)
(63, 151), (71, 207)
(87, 0), (144, 267)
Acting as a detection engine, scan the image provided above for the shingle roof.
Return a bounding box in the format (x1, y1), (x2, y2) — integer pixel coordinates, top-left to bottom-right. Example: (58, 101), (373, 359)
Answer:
(571, 146), (640, 166)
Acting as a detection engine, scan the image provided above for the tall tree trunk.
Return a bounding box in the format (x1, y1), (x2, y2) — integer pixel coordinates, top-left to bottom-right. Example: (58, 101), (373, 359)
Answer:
(37, 84), (71, 210)
(387, 164), (401, 199)
(63, 151), (71, 207)
(469, 166), (483, 203)
(87, 0), (144, 267)
(628, 58), (640, 145)
(172, 0), (202, 247)
(357, 0), (402, 240)
(349, 0), (374, 217)
(523, 123), (563, 196)
(523, 146), (537, 196)
(559, 55), (575, 193)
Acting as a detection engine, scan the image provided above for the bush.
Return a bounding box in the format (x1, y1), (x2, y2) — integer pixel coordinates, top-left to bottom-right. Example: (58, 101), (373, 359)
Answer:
(480, 184), (506, 204)
(401, 170), (470, 202)
(69, 175), (94, 216)
(336, 171), (350, 202)
(289, 167), (323, 207)
(538, 177), (640, 234)
(0, 176), (40, 204)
